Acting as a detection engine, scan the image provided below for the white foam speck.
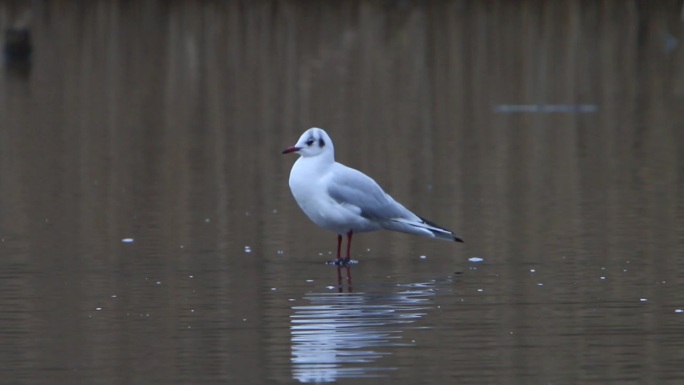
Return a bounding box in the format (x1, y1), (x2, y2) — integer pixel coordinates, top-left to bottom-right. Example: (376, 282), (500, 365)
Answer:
(640, 298), (648, 302)
(420, 255), (427, 260)
(244, 246), (252, 253)
(325, 286), (335, 290)
(469, 257), (484, 262)
(121, 238), (134, 243)
(675, 309), (683, 313)
(530, 269), (536, 273)
(95, 307), (102, 311)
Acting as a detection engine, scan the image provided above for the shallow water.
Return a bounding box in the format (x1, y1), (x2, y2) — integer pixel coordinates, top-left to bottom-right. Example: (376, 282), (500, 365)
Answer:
(1, 1), (684, 384)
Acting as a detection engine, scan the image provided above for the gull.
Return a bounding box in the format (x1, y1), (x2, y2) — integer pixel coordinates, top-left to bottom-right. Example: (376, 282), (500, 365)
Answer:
(282, 127), (463, 265)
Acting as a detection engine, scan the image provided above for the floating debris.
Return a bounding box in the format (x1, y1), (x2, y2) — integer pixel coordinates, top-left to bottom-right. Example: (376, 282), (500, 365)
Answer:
(494, 104), (598, 113)
(640, 298), (648, 302)
(420, 255), (427, 260)
(325, 259), (359, 266)
(675, 309), (683, 314)
(244, 246), (252, 253)
(121, 238), (134, 243)
(468, 257), (484, 263)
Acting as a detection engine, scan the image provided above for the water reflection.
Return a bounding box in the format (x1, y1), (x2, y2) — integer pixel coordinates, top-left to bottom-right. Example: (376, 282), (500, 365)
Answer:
(336, 266), (352, 293)
(290, 278), (436, 383)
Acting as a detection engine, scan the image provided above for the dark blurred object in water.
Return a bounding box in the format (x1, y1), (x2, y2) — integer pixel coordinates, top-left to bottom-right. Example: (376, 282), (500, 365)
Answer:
(3, 28), (32, 78)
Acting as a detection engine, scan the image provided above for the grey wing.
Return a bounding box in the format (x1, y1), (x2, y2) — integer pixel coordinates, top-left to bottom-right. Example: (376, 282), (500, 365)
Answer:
(326, 164), (417, 221)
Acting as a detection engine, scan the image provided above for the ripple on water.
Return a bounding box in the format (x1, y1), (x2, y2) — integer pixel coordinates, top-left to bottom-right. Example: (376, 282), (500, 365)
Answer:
(288, 283), (436, 383)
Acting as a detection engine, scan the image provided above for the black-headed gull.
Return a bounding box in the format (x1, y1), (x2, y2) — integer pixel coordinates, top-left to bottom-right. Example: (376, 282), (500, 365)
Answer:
(283, 127), (463, 265)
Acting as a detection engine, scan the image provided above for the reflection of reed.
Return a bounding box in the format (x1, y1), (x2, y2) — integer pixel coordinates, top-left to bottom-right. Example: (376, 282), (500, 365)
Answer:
(290, 281), (436, 383)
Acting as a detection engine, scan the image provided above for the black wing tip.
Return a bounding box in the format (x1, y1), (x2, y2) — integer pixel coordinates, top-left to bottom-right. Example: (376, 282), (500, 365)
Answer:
(419, 216), (464, 243)
(419, 216), (441, 228)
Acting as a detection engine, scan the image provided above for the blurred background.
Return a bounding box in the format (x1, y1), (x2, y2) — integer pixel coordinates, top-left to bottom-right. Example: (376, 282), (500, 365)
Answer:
(1, 1), (683, 384)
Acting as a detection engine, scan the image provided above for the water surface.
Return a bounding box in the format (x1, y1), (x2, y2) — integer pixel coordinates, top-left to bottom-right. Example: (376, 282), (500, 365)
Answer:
(1, 1), (683, 384)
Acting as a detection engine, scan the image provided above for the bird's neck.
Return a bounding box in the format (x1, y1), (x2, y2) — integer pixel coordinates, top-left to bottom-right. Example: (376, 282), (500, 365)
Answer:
(294, 153), (335, 174)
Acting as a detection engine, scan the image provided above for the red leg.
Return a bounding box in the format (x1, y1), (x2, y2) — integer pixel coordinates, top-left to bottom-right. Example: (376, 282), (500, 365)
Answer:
(336, 234), (342, 260)
(345, 231), (353, 262)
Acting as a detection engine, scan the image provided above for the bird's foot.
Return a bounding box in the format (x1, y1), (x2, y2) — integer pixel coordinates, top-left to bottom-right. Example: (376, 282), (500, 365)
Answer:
(326, 258), (358, 267)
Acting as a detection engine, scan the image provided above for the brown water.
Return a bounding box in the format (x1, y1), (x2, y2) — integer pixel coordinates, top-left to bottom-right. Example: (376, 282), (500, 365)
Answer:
(1, 1), (684, 384)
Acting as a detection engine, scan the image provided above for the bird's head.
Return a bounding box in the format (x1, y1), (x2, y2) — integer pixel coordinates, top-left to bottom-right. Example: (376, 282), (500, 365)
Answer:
(282, 127), (334, 159)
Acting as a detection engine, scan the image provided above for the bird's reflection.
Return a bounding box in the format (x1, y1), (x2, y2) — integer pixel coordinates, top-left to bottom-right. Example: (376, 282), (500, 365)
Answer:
(336, 266), (352, 292)
(290, 275), (436, 383)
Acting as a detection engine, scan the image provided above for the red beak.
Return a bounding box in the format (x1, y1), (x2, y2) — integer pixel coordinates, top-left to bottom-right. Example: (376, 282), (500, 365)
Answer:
(282, 146), (300, 154)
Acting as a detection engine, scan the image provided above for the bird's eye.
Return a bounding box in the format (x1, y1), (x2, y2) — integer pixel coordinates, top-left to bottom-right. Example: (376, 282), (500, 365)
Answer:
(305, 139), (314, 146)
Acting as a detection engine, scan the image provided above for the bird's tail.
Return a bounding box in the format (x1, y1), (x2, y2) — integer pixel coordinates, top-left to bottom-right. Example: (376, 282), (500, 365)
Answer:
(389, 217), (464, 242)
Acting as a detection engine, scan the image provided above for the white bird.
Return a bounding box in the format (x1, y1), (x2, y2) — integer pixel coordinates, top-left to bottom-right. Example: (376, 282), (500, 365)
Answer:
(282, 127), (463, 265)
